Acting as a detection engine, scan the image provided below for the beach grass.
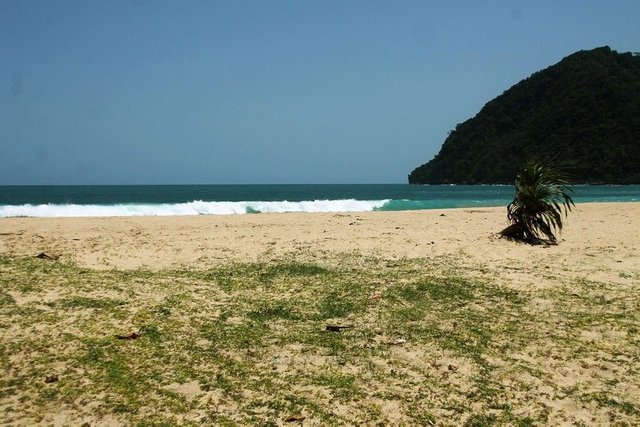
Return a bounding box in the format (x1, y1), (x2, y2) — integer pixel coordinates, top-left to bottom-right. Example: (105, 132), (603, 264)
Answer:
(1, 254), (639, 425)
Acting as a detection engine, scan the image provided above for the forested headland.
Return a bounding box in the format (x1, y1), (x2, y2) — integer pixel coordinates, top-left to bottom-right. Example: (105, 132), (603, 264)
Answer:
(409, 47), (640, 184)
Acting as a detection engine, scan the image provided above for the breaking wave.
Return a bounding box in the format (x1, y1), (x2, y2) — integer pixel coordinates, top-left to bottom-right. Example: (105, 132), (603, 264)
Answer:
(0, 199), (391, 218)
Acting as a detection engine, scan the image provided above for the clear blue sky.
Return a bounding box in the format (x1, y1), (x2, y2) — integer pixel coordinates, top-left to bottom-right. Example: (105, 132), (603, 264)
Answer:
(2, 0), (638, 184)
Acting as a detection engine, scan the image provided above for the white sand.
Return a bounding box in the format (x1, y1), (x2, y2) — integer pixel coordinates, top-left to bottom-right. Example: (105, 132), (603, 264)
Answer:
(1, 202), (638, 289)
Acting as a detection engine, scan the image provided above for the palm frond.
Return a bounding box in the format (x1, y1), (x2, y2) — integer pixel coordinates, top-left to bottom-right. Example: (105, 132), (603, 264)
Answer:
(502, 160), (574, 243)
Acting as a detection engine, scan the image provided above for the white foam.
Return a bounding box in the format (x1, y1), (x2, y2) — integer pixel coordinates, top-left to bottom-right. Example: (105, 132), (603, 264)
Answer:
(0, 199), (390, 218)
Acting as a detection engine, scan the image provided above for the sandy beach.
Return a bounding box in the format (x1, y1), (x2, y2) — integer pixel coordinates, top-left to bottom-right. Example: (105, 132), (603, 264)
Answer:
(1, 202), (638, 287)
(1, 202), (639, 425)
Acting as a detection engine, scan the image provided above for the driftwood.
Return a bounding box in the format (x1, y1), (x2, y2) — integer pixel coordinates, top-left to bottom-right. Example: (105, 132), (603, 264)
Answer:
(35, 252), (59, 260)
(115, 331), (140, 340)
(325, 325), (354, 332)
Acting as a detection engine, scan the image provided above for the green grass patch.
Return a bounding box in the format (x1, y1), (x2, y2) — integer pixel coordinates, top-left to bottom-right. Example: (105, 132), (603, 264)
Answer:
(1, 254), (638, 425)
(50, 296), (126, 310)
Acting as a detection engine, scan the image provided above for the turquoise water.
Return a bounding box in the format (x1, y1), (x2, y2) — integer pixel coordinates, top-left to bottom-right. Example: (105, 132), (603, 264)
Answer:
(0, 184), (638, 217)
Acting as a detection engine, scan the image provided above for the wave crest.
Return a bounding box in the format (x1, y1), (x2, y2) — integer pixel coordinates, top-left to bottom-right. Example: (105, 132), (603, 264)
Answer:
(0, 199), (390, 218)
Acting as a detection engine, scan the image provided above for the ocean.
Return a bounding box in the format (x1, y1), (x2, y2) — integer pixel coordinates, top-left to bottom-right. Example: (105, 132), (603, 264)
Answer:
(0, 184), (639, 218)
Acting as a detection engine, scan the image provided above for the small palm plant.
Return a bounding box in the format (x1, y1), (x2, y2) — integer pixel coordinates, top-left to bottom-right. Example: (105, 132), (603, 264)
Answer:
(500, 160), (574, 243)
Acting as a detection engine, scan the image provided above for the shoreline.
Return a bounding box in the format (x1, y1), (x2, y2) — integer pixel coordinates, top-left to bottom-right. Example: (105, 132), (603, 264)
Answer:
(0, 198), (637, 219)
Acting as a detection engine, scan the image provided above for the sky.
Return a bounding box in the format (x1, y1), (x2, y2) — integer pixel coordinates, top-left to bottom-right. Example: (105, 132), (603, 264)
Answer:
(1, 1), (639, 185)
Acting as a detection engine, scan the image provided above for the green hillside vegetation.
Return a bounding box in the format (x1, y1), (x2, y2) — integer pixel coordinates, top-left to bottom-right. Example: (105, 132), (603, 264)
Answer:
(409, 47), (640, 184)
